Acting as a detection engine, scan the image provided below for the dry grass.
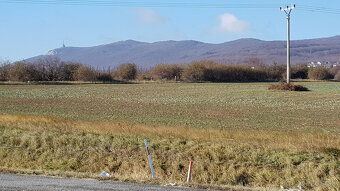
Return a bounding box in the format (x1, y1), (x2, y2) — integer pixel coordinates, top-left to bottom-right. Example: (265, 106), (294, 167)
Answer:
(0, 114), (339, 150)
(0, 114), (339, 190)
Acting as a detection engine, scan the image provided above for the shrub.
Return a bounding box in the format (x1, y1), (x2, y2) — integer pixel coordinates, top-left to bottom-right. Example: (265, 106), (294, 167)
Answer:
(34, 57), (62, 81)
(330, 66), (340, 80)
(182, 61), (212, 82)
(334, 71), (340, 81)
(266, 63), (286, 81)
(114, 63), (137, 80)
(308, 67), (332, 80)
(229, 65), (267, 82)
(1, 59), (110, 82)
(268, 83), (309, 91)
(151, 64), (182, 80)
(73, 66), (96, 81)
(58, 62), (81, 81)
(0, 62), (11, 81)
(137, 71), (153, 81)
(330, 66), (340, 75)
(182, 61), (269, 82)
(291, 64), (309, 79)
(7, 62), (36, 82)
(96, 73), (113, 82)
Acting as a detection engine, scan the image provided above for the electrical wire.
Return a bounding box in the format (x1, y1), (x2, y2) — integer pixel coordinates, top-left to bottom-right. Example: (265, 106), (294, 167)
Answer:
(1, 0), (340, 14)
(0, 0), (278, 8)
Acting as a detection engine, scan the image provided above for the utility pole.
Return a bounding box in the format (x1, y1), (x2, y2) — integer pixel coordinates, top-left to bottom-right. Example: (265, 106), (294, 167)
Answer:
(280, 4), (295, 84)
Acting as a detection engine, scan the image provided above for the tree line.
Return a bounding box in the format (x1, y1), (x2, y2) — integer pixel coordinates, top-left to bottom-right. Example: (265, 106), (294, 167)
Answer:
(0, 58), (339, 82)
(0, 57), (136, 82)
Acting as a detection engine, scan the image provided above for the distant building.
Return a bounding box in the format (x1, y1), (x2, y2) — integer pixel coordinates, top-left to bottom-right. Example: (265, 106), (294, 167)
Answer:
(307, 61), (338, 69)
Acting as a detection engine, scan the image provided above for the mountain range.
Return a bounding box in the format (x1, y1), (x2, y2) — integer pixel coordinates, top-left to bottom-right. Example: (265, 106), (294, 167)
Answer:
(27, 36), (340, 69)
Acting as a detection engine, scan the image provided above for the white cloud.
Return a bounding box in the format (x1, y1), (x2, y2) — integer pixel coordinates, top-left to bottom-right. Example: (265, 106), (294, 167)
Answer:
(136, 9), (165, 24)
(218, 13), (250, 33)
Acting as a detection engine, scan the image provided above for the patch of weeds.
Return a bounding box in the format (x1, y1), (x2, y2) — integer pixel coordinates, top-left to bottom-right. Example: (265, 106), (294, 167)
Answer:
(268, 83), (309, 91)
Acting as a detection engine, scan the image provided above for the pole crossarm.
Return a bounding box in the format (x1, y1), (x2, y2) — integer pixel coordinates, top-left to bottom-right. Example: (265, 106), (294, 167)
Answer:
(280, 4), (295, 15)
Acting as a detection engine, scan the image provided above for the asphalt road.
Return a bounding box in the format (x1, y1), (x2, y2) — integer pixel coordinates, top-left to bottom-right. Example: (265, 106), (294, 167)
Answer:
(0, 173), (207, 191)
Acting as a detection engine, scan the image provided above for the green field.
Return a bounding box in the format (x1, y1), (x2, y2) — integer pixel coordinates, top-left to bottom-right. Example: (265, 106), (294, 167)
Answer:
(1, 82), (339, 132)
(0, 81), (339, 190)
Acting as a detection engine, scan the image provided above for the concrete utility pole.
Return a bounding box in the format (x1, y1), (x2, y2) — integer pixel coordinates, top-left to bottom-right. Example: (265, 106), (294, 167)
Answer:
(280, 4), (295, 84)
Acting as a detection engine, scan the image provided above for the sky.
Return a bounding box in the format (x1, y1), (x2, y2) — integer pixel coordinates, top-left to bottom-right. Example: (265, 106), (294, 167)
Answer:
(0, 0), (340, 62)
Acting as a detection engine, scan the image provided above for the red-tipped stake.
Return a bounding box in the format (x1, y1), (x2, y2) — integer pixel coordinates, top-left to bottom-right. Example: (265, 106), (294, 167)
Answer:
(187, 161), (193, 182)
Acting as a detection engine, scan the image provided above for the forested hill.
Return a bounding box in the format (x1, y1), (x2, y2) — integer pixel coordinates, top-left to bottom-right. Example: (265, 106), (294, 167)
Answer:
(27, 36), (340, 68)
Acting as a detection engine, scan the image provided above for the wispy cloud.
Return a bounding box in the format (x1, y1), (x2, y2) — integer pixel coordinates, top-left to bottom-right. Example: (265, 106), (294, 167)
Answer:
(136, 8), (165, 24)
(217, 13), (250, 33)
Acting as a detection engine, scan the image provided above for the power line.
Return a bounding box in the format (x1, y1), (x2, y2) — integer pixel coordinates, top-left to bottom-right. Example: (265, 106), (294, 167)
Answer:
(0, 0), (278, 8)
(299, 7), (340, 15)
(301, 5), (340, 12)
(1, 0), (340, 14)
(296, 4), (340, 14)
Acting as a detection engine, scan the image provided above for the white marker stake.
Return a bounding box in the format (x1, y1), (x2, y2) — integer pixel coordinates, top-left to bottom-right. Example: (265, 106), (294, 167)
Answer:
(144, 139), (156, 179)
(187, 161), (193, 182)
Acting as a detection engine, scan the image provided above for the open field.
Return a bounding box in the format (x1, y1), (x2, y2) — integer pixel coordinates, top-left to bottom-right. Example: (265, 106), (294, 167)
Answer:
(0, 81), (339, 132)
(0, 82), (339, 190)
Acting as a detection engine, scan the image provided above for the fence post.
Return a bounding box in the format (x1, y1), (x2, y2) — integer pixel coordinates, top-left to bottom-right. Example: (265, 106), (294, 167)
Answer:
(144, 139), (156, 179)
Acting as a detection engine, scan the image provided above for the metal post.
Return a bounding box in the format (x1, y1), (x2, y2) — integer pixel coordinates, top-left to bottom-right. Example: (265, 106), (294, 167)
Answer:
(144, 139), (156, 179)
(280, 5), (295, 84)
(187, 161), (193, 182)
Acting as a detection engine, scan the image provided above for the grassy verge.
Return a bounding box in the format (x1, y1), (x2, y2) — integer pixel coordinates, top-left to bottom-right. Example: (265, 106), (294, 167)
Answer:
(0, 115), (339, 191)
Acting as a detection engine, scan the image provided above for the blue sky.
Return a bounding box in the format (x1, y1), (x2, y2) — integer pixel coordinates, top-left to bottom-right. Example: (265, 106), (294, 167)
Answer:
(0, 0), (339, 61)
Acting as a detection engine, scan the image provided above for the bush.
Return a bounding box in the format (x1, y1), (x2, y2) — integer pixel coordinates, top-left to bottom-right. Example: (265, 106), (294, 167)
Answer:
(268, 83), (309, 91)
(7, 62), (37, 82)
(308, 67), (332, 80)
(330, 66), (340, 80)
(34, 57), (62, 81)
(1, 59), (108, 82)
(182, 61), (213, 82)
(73, 66), (96, 81)
(330, 66), (340, 76)
(137, 71), (153, 81)
(266, 63), (286, 81)
(114, 63), (137, 80)
(151, 64), (182, 80)
(291, 64), (309, 79)
(58, 62), (81, 81)
(0, 62), (11, 81)
(334, 71), (340, 81)
(182, 61), (269, 82)
(96, 73), (113, 82)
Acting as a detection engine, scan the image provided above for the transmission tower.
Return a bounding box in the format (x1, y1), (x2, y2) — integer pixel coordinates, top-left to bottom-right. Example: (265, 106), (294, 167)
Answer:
(280, 4), (295, 84)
